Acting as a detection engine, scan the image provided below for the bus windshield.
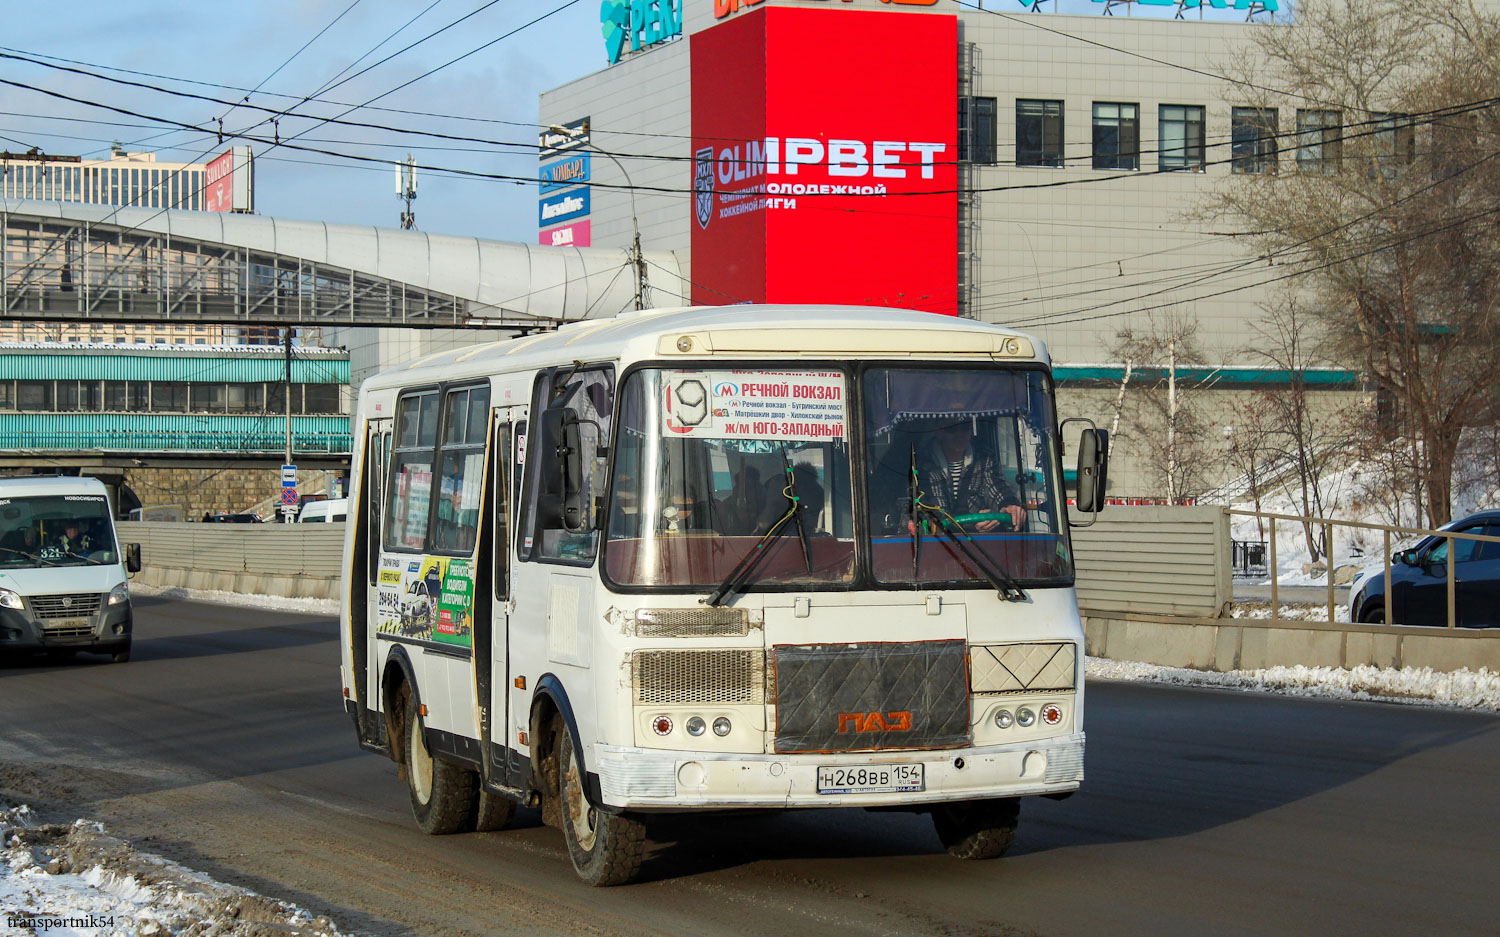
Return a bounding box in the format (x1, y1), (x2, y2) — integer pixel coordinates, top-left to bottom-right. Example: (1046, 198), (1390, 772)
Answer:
(605, 364), (1071, 590)
(0, 494), (119, 568)
(864, 366), (1071, 585)
(606, 368), (856, 588)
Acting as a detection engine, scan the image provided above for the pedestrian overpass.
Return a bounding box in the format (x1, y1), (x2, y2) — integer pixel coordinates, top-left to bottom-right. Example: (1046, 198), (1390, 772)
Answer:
(0, 199), (688, 332)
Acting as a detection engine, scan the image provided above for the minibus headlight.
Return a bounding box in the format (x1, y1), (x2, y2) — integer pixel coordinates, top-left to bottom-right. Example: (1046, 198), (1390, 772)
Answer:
(685, 716), (707, 737)
(0, 588), (22, 610)
(1016, 707), (1036, 728)
(712, 717), (732, 737)
(993, 709), (1014, 729)
(107, 583), (130, 607)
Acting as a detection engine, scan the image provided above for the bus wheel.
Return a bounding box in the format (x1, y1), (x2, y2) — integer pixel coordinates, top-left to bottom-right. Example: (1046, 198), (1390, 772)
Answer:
(404, 695), (476, 835)
(557, 729), (645, 886)
(470, 789), (517, 832)
(932, 798), (1021, 859)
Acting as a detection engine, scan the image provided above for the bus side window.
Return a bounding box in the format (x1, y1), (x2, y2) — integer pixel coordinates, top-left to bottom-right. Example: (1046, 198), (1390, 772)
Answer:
(386, 391), (438, 551)
(432, 384), (489, 554)
(522, 367), (613, 564)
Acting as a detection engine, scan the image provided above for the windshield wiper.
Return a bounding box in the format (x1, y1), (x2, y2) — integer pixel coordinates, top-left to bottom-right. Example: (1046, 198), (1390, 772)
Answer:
(907, 448), (1027, 602)
(705, 452), (813, 607)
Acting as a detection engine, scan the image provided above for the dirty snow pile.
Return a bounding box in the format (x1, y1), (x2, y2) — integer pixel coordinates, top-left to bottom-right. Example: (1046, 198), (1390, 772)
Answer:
(0, 804), (353, 937)
(129, 583), (339, 617)
(1087, 657), (1500, 712)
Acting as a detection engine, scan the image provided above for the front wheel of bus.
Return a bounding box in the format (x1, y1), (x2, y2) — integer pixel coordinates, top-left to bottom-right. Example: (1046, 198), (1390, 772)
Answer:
(404, 695), (476, 835)
(558, 729), (645, 886)
(932, 797), (1021, 859)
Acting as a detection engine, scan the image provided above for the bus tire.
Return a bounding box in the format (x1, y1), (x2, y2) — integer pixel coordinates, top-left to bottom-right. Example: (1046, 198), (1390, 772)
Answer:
(558, 728), (644, 886)
(471, 789), (517, 832)
(932, 797), (1020, 860)
(403, 693), (476, 835)
(110, 641), (131, 664)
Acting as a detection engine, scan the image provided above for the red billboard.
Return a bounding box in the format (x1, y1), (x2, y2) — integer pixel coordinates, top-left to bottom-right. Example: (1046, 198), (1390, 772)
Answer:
(204, 146), (253, 213)
(690, 7), (957, 312)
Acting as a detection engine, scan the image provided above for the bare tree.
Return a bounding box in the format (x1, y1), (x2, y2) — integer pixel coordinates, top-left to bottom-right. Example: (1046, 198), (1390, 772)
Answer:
(1110, 309), (1218, 504)
(1223, 393), (1283, 542)
(1211, 0), (1500, 525)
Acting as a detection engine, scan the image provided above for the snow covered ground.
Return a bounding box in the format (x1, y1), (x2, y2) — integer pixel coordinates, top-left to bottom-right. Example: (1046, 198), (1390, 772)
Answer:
(0, 805), (354, 937)
(129, 584), (338, 617)
(1087, 658), (1500, 712)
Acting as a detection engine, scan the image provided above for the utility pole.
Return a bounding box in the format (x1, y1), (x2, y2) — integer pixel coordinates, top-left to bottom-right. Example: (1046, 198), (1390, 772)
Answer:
(396, 154), (417, 230)
(283, 328), (294, 522)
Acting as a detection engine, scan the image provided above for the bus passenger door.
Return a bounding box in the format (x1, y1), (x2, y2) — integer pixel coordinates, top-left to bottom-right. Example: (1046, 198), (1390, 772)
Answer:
(479, 411), (519, 786)
(361, 419), (392, 721)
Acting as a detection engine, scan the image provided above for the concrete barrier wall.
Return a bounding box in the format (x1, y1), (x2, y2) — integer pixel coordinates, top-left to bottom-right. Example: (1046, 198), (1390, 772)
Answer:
(118, 521), (344, 600)
(1084, 612), (1500, 673)
(1071, 506), (1230, 618)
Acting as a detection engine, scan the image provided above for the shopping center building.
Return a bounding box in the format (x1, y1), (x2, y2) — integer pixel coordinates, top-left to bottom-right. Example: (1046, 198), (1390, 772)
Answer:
(538, 0), (1363, 497)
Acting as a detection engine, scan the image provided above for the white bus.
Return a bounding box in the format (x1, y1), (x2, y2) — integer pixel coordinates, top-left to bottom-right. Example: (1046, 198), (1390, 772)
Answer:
(339, 305), (1108, 885)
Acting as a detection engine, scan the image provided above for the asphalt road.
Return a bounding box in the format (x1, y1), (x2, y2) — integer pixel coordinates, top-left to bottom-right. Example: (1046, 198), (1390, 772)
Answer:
(2, 595), (1497, 937)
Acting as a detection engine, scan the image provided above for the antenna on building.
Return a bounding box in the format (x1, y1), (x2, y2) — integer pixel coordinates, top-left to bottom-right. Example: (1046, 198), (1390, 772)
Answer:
(396, 154), (417, 230)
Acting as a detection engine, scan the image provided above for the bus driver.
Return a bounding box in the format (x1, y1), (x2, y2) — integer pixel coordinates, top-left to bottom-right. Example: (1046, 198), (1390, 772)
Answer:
(915, 418), (1026, 532)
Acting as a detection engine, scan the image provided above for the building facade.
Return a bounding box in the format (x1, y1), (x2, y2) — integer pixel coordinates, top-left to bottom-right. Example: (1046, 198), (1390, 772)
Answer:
(538, 0), (1367, 497)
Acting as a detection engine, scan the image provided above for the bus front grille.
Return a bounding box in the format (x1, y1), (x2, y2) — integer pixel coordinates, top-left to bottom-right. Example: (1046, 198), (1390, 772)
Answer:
(632, 649), (765, 705)
(772, 640), (970, 753)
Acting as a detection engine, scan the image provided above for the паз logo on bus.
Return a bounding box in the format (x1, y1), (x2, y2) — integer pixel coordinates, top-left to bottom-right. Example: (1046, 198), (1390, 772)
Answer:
(694, 147), (715, 230)
(836, 711), (913, 733)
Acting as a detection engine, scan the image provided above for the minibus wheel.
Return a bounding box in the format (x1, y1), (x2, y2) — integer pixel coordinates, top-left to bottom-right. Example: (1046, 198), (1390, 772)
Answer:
(557, 729), (644, 886)
(403, 691), (476, 834)
(470, 789), (517, 832)
(110, 641), (131, 664)
(931, 797), (1021, 859)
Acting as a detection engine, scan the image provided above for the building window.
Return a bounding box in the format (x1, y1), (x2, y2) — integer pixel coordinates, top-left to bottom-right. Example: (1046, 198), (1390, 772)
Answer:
(0, 380), (13, 410)
(959, 96), (998, 164)
(1016, 99), (1064, 167)
(1297, 109), (1342, 173)
(227, 383), (262, 413)
(1231, 108), (1279, 174)
(190, 383), (226, 413)
(303, 383), (341, 414)
(1373, 113), (1415, 171)
(151, 382), (188, 412)
(18, 381), (53, 411)
(1159, 105), (1206, 171)
(1093, 103), (1139, 170)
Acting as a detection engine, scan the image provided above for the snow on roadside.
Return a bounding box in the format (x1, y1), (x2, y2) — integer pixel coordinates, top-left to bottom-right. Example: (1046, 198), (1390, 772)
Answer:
(1087, 657), (1500, 712)
(0, 804), (355, 937)
(128, 583), (338, 617)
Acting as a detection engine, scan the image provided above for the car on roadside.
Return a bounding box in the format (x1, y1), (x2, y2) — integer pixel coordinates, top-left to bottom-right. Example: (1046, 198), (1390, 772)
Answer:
(203, 513), (263, 523)
(1348, 509), (1500, 627)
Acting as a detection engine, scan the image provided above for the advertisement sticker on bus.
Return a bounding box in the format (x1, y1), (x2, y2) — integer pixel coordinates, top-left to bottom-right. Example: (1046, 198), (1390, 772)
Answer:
(662, 370), (845, 441)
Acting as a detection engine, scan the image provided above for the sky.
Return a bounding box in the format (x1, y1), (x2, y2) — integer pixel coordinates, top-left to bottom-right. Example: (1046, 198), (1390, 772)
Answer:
(0, 0), (1274, 245)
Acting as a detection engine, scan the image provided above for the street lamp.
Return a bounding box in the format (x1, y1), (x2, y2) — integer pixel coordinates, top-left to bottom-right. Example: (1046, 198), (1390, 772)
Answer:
(548, 125), (647, 310)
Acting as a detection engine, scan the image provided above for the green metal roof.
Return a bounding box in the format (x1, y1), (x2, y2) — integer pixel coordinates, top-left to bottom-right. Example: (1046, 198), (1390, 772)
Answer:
(0, 351), (348, 383)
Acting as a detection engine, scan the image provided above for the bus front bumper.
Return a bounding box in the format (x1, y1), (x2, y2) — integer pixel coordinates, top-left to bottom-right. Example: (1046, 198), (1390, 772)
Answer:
(592, 732), (1084, 810)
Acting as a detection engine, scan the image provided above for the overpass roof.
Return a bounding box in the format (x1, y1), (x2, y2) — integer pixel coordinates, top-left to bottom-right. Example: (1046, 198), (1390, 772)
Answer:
(0, 343), (349, 383)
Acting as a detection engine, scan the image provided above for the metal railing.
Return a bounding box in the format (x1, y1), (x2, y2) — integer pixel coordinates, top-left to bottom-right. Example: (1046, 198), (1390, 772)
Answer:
(1228, 508), (1500, 629)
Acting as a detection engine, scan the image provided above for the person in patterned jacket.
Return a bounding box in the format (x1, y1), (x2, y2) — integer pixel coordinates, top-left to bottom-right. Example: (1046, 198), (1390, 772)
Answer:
(915, 419), (1026, 533)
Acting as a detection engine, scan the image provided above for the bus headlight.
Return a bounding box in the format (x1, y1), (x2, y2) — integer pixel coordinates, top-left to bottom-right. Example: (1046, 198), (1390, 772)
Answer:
(1016, 707), (1036, 728)
(712, 717), (732, 737)
(0, 588), (21, 610)
(993, 709), (1014, 729)
(685, 716), (706, 737)
(107, 583), (130, 606)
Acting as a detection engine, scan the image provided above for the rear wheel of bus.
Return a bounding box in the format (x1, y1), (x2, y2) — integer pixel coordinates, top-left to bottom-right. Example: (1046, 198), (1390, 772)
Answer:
(558, 727), (645, 886)
(401, 686), (475, 834)
(932, 798), (1021, 859)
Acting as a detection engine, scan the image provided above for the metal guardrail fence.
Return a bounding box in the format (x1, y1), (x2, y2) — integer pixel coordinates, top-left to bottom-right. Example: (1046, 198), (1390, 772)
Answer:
(1229, 508), (1500, 629)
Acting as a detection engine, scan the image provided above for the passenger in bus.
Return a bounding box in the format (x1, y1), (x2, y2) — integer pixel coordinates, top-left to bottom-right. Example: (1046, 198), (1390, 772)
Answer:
(715, 463), (825, 536)
(1, 524), (42, 555)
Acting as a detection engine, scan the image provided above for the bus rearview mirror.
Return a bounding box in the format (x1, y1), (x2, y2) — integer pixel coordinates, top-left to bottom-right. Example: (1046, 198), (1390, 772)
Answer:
(1074, 428), (1109, 515)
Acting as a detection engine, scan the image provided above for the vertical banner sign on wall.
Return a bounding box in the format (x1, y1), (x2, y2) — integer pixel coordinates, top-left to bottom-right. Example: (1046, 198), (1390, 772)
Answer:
(690, 7), (958, 313)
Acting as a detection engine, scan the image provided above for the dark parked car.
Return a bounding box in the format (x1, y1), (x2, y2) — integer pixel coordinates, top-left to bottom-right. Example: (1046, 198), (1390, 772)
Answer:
(202, 513), (263, 523)
(1348, 510), (1500, 627)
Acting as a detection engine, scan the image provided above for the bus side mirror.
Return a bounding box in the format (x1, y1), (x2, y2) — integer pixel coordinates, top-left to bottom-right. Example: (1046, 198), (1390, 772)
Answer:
(125, 542), (142, 573)
(1074, 428), (1109, 515)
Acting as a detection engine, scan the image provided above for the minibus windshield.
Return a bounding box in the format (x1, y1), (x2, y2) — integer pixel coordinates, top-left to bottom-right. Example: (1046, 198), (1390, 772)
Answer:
(0, 495), (119, 568)
(606, 368), (856, 588)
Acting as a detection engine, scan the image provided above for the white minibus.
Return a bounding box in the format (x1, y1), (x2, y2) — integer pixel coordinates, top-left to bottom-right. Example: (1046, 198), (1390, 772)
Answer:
(339, 305), (1108, 884)
(0, 476), (141, 662)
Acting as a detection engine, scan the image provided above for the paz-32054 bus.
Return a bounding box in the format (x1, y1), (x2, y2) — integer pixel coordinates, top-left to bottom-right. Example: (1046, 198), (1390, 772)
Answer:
(339, 305), (1108, 885)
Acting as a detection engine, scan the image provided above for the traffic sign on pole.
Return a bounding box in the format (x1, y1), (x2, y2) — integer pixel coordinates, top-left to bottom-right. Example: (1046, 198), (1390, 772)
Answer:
(281, 464), (298, 487)
(281, 487), (299, 505)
